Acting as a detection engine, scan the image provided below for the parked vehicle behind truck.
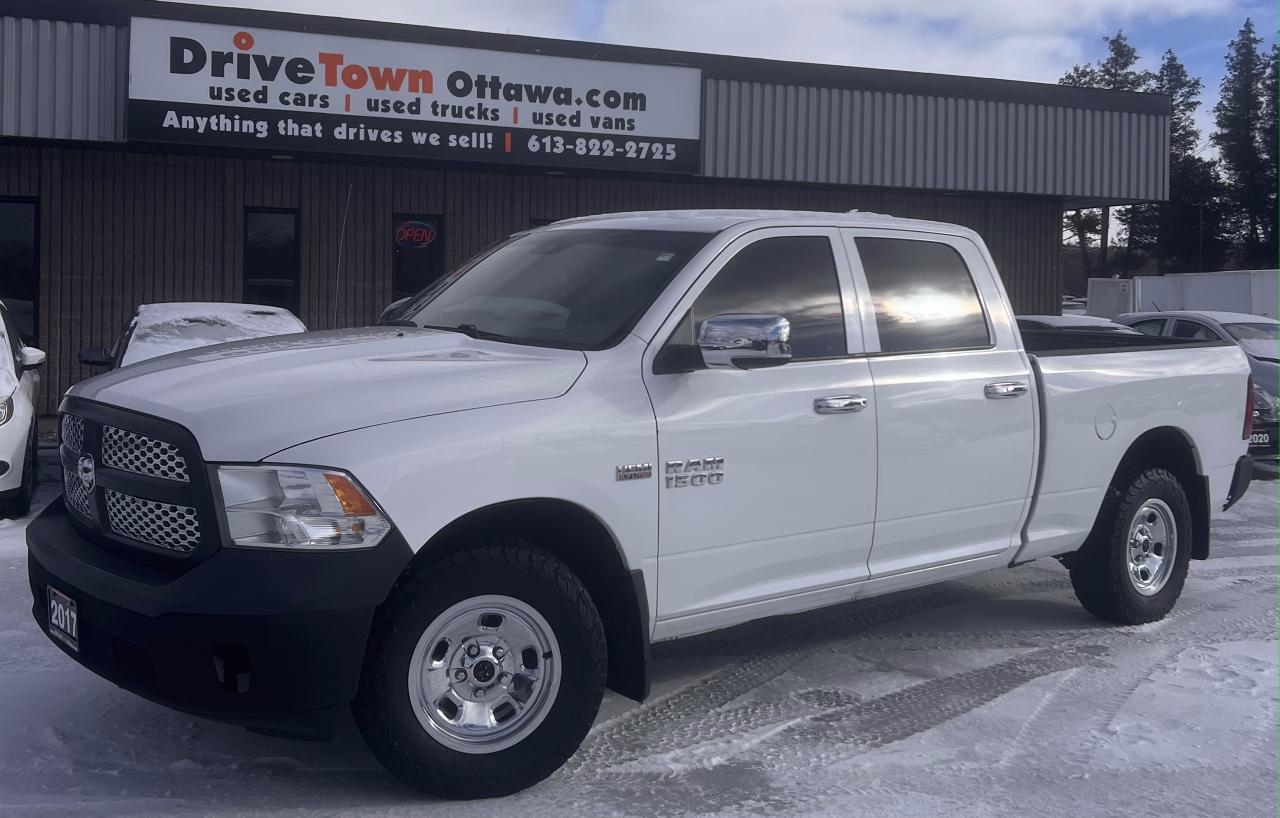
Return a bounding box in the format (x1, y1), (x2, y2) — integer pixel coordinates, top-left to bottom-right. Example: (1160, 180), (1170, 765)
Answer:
(1117, 310), (1278, 477)
(29, 211), (1254, 798)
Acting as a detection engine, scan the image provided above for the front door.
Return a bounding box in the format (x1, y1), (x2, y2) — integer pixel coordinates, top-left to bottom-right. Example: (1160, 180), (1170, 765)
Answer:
(842, 229), (1037, 577)
(644, 228), (879, 630)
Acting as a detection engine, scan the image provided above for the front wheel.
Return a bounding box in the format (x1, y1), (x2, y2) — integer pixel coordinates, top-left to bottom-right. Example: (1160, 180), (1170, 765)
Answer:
(1068, 467), (1192, 625)
(354, 542), (606, 798)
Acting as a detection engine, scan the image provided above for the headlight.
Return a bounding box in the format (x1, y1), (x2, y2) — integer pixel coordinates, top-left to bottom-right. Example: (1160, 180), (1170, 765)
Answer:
(0, 397), (12, 426)
(216, 465), (391, 550)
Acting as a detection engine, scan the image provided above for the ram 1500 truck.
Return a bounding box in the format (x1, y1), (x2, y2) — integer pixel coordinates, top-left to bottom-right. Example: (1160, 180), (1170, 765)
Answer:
(28, 211), (1255, 798)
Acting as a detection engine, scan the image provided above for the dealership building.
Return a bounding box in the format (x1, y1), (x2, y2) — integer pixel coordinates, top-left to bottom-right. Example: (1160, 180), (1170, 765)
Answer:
(0, 0), (1170, 411)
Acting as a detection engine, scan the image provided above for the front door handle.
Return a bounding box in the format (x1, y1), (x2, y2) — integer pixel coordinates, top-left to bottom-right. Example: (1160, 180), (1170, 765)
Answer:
(814, 395), (868, 414)
(985, 381), (1029, 399)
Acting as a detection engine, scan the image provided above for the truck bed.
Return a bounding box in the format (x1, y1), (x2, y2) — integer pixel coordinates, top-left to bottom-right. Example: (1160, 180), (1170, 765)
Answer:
(1016, 338), (1250, 564)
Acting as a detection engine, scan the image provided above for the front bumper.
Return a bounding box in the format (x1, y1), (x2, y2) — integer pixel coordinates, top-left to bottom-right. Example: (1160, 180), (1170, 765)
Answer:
(28, 497), (413, 738)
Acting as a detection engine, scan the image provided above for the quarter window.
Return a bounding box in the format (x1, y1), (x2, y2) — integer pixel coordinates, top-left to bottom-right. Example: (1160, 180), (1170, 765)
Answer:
(856, 237), (990, 354)
(668, 236), (846, 361)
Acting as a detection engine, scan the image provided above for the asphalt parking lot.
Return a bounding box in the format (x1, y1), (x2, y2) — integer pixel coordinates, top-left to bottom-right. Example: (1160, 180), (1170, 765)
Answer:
(0, 465), (1274, 818)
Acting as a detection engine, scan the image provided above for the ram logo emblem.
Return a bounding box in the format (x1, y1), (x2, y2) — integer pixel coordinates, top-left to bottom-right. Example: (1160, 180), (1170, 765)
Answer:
(664, 457), (725, 488)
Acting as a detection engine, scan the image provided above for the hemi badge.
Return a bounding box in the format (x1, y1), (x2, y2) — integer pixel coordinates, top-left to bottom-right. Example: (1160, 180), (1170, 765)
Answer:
(615, 463), (653, 481)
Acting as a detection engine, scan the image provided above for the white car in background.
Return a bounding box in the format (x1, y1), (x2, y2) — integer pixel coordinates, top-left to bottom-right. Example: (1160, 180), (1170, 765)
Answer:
(0, 300), (45, 517)
(79, 303), (307, 369)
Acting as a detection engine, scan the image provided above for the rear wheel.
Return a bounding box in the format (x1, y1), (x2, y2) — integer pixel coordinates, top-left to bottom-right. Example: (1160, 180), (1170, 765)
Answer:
(354, 541), (606, 798)
(1068, 467), (1192, 625)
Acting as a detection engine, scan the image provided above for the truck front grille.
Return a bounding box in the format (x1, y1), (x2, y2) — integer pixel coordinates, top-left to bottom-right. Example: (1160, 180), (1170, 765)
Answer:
(104, 489), (201, 553)
(101, 425), (190, 482)
(60, 413), (84, 453)
(58, 403), (216, 561)
(63, 465), (93, 519)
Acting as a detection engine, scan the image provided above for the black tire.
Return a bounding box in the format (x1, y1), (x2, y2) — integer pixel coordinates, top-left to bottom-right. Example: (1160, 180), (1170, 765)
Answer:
(1068, 467), (1192, 625)
(0, 430), (36, 519)
(354, 539), (606, 798)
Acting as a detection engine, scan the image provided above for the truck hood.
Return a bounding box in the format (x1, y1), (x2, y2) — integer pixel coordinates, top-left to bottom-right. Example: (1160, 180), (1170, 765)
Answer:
(68, 327), (587, 461)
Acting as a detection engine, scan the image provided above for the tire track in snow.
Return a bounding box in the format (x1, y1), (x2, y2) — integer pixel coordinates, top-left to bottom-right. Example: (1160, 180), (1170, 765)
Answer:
(569, 578), (1071, 774)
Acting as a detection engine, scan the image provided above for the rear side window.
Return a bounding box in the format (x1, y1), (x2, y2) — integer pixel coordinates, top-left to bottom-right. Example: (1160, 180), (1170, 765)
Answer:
(667, 236), (846, 360)
(1129, 319), (1166, 336)
(855, 238), (990, 354)
(1172, 320), (1222, 342)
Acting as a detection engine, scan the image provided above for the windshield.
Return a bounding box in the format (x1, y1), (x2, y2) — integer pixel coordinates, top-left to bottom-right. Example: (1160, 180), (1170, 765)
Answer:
(393, 228), (714, 349)
(1224, 322), (1280, 342)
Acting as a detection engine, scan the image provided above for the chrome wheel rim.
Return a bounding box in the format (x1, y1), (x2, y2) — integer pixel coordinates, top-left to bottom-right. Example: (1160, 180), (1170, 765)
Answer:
(407, 595), (560, 754)
(1127, 499), (1177, 596)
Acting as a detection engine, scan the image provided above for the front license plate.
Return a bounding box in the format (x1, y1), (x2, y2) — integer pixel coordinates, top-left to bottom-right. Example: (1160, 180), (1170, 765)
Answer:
(47, 586), (79, 652)
(1251, 432), (1272, 446)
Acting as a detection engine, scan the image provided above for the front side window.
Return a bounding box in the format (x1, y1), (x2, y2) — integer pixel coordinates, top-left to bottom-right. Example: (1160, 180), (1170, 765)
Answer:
(395, 228), (713, 350)
(1172, 320), (1221, 342)
(664, 236), (846, 361)
(855, 237), (990, 354)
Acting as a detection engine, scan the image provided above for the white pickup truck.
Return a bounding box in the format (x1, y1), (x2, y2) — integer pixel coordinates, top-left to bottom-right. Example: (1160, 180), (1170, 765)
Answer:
(29, 210), (1254, 798)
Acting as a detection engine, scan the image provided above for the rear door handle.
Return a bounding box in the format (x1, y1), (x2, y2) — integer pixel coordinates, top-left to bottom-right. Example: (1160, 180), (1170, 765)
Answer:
(985, 381), (1029, 399)
(814, 395), (868, 414)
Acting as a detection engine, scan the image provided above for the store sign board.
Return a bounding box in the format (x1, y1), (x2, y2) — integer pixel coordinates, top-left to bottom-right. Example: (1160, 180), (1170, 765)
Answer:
(128, 17), (703, 173)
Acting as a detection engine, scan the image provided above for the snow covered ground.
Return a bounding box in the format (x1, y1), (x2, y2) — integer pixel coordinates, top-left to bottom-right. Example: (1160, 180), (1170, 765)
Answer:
(0, 465), (1275, 817)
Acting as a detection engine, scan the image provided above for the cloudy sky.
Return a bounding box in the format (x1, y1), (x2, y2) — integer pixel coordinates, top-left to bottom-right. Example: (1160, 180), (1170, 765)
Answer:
(173, 0), (1276, 152)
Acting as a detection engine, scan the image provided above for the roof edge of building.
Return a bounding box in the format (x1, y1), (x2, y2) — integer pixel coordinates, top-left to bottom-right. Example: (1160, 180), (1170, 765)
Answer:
(4, 0), (1171, 117)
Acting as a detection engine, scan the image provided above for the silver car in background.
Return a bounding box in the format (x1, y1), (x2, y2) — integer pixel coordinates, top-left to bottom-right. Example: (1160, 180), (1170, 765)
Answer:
(1117, 310), (1279, 477)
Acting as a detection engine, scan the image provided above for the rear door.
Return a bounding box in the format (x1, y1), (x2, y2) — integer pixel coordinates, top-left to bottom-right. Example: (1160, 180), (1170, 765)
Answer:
(842, 229), (1037, 576)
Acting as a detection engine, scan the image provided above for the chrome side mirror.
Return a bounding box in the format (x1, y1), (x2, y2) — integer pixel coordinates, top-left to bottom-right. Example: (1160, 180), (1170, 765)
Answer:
(697, 313), (792, 370)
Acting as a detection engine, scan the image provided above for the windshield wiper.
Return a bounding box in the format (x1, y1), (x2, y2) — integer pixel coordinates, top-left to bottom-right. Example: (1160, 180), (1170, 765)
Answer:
(415, 323), (516, 342)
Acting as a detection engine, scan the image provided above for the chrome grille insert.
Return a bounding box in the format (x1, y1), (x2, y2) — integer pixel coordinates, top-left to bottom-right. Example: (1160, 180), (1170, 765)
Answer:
(61, 414), (85, 453)
(63, 467), (92, 519)
(104, 489), (201, 553)
(101, 426), (190, 482)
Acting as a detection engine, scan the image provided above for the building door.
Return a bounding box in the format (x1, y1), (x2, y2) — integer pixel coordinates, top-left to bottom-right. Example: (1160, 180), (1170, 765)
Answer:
(0, 200), (38, 345)
(645, 228), (878, 630)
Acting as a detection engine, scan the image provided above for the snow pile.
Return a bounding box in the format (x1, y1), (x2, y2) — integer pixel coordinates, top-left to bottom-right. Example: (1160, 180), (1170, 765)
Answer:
(119, 303), (306, 366)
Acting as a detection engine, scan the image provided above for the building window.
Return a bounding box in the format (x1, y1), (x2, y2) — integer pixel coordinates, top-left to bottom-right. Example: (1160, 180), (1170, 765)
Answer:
(0, 199), (38, 345)
(245, 209), (299, 313)
(392, 214), (445, 300)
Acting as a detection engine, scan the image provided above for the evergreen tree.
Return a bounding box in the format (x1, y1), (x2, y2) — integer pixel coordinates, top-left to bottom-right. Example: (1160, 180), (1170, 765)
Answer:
(1061, 31), (1155, 275)
(1259, 43), (1278, 262)
(1213, 19), (1268, 266)
(1120, 50), (1227, 272)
